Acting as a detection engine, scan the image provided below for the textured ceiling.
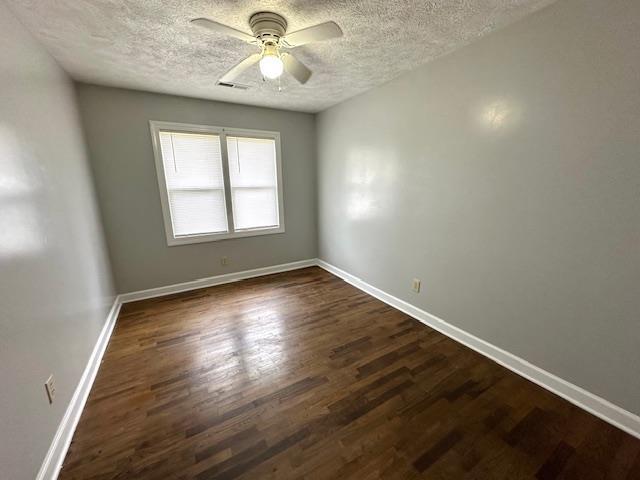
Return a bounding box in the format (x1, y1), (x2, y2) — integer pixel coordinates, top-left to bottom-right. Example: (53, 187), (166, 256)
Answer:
(6, 0), (556, 113)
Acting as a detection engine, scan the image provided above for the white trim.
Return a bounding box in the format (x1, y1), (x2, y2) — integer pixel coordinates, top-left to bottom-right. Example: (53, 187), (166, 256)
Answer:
(148, 121), (285, 247)
(119, 259), (316, 303)
(160, 225), (286, 246)
(36, 296), (123, 480)
(38, 257), (639, 480)
(315, 259), (640, 440)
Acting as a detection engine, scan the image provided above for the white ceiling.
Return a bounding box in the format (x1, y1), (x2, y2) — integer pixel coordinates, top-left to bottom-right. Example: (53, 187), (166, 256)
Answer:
(6, 0), (556, 113)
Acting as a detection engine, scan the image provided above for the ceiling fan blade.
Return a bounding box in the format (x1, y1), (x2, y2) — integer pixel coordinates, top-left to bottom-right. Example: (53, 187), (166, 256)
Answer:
(191, 18), (256, 43)
(283, 21), (342, 47)
(220, 53), (262, 83)
(282, 53), (312, 84)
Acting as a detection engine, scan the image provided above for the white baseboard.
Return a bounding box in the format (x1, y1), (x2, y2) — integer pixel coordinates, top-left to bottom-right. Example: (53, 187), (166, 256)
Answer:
(316, 259), (640, 439)
(36, 296), (122, 480)
(119, 259), (317, 303)
(37, 256), (639, 480)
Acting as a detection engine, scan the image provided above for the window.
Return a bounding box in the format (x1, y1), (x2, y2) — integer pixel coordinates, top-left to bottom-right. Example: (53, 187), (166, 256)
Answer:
(150, 121), (284, 245)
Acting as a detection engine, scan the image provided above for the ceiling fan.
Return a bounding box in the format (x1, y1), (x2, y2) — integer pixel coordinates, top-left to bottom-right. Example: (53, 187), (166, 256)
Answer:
(191, 12), (343, 85)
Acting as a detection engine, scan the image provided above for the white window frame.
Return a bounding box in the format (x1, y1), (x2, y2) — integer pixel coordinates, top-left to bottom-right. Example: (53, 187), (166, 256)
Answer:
(149, 121), (285, 246)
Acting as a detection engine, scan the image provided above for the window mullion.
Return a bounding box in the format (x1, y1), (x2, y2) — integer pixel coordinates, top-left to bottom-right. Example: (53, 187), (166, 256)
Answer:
(219, 130), (235, 233)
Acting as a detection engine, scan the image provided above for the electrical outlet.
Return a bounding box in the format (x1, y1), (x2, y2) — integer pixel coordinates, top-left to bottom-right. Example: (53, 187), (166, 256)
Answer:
(45, 375), (56, 404)
(220, 256), (228, 266)
(412, 278), (421, 293)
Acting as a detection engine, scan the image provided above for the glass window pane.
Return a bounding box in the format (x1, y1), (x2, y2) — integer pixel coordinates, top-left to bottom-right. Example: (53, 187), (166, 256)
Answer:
(231, 187), (278, 230)
(160, 132), (224, 190)
(158, 131), (229, 238)
(227, 136), (277, 188)
(168, 189), (228, 236)
(226, 136), (279, 231)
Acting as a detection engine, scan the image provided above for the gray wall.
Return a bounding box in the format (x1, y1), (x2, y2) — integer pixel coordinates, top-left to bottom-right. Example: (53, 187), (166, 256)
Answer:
(75, 84), (318, 293)
(0, 3), (115, 479)
(317, 0), (640, 415)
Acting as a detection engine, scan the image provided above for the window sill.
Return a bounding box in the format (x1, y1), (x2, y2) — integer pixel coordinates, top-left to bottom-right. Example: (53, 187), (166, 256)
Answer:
(166, 225), (285, 246)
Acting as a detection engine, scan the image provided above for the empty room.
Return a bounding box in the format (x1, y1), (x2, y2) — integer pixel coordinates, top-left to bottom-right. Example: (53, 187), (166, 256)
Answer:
(1, 0), (639, 479)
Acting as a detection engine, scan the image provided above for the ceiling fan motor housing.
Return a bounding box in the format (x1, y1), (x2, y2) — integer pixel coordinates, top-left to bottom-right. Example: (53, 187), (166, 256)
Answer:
(249, 11), (287, 43)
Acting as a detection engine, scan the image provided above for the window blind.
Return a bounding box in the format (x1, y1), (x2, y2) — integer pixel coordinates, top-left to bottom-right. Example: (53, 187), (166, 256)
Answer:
(226, 136), (279, 230)
(158, 131), (228, 236)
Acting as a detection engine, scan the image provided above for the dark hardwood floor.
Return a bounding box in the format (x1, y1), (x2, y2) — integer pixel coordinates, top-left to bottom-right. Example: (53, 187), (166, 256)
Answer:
(60, 267), (640, 479)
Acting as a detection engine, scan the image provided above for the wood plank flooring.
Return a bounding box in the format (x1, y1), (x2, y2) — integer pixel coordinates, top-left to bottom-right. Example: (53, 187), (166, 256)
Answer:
(60, 267), (640, 479)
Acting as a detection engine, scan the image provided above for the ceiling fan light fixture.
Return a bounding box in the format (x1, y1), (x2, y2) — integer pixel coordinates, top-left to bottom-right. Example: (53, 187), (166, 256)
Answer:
(192, 12), (342, 86)
(259, 44), (284, 79)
